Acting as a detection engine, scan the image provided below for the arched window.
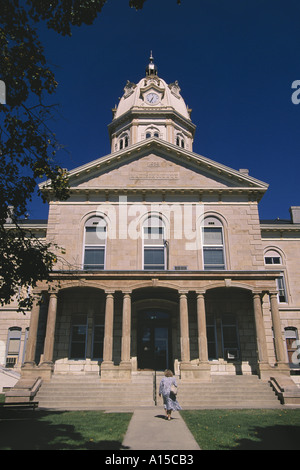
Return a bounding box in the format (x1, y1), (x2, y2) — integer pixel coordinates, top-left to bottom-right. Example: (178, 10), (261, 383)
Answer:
(201, 217), (225, 270)
(264, 249), (287, 303)
(145, 127), (160, 140)
(143, 215), (166, 270)
(264, 249), (282, 265)
(83, 217), (106, 270)
(6, 327), (21, 368)
(119, 133), (129, 150)
(176, 133), (185, 148)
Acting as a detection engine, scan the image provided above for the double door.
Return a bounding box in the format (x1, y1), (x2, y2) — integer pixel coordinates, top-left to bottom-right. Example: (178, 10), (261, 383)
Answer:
(138, 310), (171, 371)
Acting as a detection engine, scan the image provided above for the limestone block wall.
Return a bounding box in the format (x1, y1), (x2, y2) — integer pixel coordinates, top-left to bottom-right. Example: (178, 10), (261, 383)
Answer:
(46, 196), (265, 273)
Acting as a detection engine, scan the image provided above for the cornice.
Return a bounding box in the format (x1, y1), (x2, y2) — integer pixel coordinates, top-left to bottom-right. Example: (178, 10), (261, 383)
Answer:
(260, 223), (300, 232)
(108, 107), (196, 133)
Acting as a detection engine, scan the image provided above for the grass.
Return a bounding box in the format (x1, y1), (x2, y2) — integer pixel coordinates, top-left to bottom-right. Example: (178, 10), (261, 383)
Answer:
(0, 410), (132, 450)
(181, 409), (300, 450)
(1, 406), (300, 450)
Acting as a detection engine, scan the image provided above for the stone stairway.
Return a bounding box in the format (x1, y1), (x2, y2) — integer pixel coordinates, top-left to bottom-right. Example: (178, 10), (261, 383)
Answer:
(35, 373), (282, 410)
(173, 375), (282, 409)
(36, 372), (155, 410)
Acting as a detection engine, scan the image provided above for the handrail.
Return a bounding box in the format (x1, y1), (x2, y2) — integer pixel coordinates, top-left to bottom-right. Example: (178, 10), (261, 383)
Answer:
(153, 370), (157, 406)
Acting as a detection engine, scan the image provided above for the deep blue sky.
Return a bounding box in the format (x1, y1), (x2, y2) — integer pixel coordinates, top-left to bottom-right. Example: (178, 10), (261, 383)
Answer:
(29, 0), (300, 221)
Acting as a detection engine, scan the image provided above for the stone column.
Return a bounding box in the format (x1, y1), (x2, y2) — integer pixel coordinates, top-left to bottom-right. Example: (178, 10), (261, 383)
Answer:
(253, 293), (269, 364)
(42, 292), (58, 364)
(23, 296), (41, 366)
(196, 292), (209, 363)
(179, 292), (190, 363)
(121, 292), (132, 364)
(102, 291), (115, 364)
(269, 292), (288, 365)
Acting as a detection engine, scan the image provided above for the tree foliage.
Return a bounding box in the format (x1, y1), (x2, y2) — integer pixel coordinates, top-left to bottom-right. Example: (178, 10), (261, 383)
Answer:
(0, 0), (181, 311)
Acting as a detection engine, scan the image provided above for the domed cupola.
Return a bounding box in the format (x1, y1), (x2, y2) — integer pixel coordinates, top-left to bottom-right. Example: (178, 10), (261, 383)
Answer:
(108, 53), (196, 153)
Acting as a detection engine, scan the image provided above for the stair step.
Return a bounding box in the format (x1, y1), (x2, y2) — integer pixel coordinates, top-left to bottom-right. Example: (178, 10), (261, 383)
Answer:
(35, 374), (281, 410)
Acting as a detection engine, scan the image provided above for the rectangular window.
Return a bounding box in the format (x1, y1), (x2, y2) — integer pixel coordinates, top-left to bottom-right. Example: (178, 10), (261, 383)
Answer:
(144, 247), (165, 270)
(6, 328), (21, 368)
(84, 247), (105, 270)
(221, 314), (239, 360)
(84, 226), (106, 270)
(265, 257), (281, 265)
(70, 314), (87, 359)
(277, 276), (287, 303)
(92, 315), (104, 360)
(143, 225), (165, 270)
(206, 315), (218, 360)
(202, 227), (225, 270)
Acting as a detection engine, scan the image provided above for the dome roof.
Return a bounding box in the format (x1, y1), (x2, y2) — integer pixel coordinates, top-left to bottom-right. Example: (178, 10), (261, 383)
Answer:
(113, 56), (191, 122)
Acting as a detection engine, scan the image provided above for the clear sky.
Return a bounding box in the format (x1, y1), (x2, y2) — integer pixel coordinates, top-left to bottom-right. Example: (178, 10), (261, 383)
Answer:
(29, 0), (300, 222)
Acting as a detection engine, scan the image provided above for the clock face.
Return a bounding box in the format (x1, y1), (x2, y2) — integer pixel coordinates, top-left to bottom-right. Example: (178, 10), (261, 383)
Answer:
(146, 92), (159, 104)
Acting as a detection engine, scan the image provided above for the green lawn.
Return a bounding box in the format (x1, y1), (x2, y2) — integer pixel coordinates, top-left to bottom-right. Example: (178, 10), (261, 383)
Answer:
(181, 409), (300, 450)
(1, 407), (300, 450)
(0, 410), (132, 450)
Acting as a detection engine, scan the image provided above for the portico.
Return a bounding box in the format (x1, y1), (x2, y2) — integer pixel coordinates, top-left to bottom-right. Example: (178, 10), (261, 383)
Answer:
(21, 270), (289, 382)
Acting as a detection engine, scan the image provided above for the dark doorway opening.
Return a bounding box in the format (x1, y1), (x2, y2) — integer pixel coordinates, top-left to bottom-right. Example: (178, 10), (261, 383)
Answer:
(137, 310), (172, 370)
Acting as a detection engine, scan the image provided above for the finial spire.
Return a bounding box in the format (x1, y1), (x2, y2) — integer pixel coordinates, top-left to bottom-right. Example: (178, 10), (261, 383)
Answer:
(146, 51), (158, 76)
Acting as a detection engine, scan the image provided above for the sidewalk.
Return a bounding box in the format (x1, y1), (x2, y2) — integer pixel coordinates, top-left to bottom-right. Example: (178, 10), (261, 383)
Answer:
(122, 407), (201, 451)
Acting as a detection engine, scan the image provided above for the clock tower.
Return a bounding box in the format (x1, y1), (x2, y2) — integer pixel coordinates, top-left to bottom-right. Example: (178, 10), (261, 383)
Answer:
(108, 53), (196, 153)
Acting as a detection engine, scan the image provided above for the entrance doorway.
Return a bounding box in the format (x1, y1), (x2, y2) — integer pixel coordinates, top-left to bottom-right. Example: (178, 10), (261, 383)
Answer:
(137, 310), (171, 371)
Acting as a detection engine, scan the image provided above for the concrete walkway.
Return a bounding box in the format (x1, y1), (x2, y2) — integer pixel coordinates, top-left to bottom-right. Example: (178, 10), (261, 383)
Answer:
(122, 407), (201, 450)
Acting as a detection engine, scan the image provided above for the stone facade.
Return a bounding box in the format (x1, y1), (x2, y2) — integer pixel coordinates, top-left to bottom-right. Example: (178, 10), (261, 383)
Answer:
(1, 57), (300, 391)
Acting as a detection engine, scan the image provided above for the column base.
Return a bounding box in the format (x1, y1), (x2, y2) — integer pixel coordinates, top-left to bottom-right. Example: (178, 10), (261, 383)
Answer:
(21, 362), (54, 381)
(257, 362), (274, 381)
(274, 362), (291, 376)
(180, 362), (211, 382)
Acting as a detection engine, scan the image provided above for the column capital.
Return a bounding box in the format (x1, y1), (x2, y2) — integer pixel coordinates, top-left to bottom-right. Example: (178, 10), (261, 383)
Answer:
(195, 290), (205, 297)
(105, 290), (115, 295)
(48, 286), (59, 295)
(178, 290), (189, 296)
(49, 291), (58, 299)
(252, 291), (263, 298)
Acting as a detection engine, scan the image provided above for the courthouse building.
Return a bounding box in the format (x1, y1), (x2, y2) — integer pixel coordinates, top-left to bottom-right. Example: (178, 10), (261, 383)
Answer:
(1, 56), (300, 404)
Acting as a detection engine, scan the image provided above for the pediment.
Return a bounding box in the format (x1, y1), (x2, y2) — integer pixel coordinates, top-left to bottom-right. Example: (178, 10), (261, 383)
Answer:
(40, 139), (268, 196)
(71, 153), (239, 190)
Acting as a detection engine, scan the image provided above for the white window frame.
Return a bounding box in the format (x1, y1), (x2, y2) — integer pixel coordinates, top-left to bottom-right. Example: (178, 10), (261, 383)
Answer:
(277, 275), (288, 303)
(176, 133), (185, 148)
(119, 132), (129, 150)
(201, 217), (226, 270)
(5, 327), (22, 368)
(142, 216), (166, 271)
(264, 249), (282, 265)
(83, 217), (106, 270)
(284, 327), (299, 368)
(144, 126), (160, 140)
